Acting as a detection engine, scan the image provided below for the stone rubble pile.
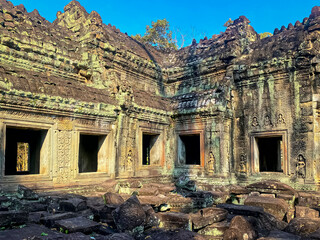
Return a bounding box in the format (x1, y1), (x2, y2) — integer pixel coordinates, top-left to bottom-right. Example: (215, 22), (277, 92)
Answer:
(0, 180), (320, 239)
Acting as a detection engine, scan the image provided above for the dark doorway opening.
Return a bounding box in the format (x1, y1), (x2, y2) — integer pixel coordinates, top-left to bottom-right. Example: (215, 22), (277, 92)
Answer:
(78, 134), (102, 173)
(257, 136), (283, 172)
(179, 134), (200, 165)
(5, 127), (47, 175)
(142, 133), (159, 165)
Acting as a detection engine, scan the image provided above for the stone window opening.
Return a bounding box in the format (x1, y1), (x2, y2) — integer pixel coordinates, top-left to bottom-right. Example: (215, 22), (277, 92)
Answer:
(256, 136), (283, 172)
(142, 133), (160, 166)
(178, 134), (201, 165)
(78, 134), (107, 173)
(5, 127), (47, 175)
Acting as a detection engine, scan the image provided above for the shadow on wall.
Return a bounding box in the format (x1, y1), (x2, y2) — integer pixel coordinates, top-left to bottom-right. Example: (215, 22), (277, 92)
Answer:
(131, 39), (165, 96)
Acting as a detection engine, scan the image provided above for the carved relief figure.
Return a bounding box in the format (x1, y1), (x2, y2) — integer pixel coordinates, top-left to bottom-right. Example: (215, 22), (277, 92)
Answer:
(239, 154), (247, 173)
(264, 115), (272, 127)
(252, 116), (259, 127)
(277, 113), (285, 125)
(208, 151), (215, 172)
(127, 149), (133, 171)
(296, 154), (306, 179)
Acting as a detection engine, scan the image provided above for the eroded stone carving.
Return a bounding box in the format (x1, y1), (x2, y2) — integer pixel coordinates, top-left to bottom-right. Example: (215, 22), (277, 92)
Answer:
(208, 151), (215, 172)
(239, 154), (247, 173)
(252, 116), (259, 127)
(296, 154), (306, 179)
(277, 113), (285, 125)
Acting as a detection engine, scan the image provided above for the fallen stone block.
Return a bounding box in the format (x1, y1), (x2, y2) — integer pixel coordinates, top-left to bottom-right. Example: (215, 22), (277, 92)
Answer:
(197, 220), (229, 237)
(16, 200), (47, 212)
(104, 233), (135, 239)
(59, 198), (87, 212)
(112, 195), (146, 232)
(0, 223), (65, 240)
(138, 195), (168, 207)
(284, 217), (320, 236)
(40, 212), (77, 228)
(0, 210), (28, 227)
(244, 196), (290, 221)
(224, 215), (257, 240)
(104, 192), (124, 205)
(56, 216), (100, 234)
(28, 211), (50, 223)
(190, 207), (228, 229)
(217, 204), (288, 231)
(142, 228), (205, 240)
(137, 187), (159, 196)
(98, 204), (117, 224)
(295, 206), (319, 218)
(246, 181), (298, 198)
(17, 185), (39, 200)
(157, 212), (191, 230)
(143, 204), (159, 228)
(257, 230), (301, 240)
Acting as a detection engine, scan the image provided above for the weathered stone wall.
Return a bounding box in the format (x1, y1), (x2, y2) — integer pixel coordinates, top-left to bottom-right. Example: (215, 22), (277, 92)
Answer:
(1, 0), (320, 189)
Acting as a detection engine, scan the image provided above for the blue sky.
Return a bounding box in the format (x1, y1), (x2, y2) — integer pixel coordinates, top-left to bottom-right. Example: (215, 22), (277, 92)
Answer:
(9, 0), (320, 46)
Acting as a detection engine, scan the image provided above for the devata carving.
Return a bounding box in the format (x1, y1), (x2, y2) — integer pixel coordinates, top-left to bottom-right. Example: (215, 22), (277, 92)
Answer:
(252, 116), (259, 127)
(127, 149), (133, 171)
(239, 154), (247, 173)
(296, 154), (306, 179)
(277, 113), (285, 125)
(208, 151), (215, 172)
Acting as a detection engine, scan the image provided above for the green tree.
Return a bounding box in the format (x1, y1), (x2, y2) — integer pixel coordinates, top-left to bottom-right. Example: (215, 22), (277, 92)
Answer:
(259, 32), (273, 39)
(132, 19), (177, 50)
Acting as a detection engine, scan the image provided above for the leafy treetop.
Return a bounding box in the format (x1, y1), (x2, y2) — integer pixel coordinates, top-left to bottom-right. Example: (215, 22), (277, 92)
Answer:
(132, 19), (177, 50)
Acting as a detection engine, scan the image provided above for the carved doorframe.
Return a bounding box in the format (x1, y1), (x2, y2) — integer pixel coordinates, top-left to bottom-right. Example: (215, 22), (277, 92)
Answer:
(250, 130), (288, 175)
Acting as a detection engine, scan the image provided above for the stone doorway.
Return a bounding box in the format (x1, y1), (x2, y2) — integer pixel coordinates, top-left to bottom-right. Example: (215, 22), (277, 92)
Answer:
(142, 133), (160, 166)
(251, 131), (287, 174)
(5, 127), (47, 175)
(178, 134), (201, 165)
(257, 137), (283, 172)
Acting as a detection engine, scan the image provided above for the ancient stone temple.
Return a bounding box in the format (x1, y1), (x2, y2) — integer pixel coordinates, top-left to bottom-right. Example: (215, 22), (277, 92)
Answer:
(1, 0), (320, 190)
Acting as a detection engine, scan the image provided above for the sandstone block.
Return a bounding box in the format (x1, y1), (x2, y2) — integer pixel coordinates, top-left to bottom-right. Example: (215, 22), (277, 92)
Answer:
(142, 228), (205, 240)
(59, 198), (87, 212)
(0, 210), (28, 227)
(190, 207), (228, 229)
(197, 220), (229, 237)
(295, 206), (319, 218)
(157, 212), (191, 230)
(284, 217), (320, 236)
(223, 215), (257, 240)
(56, 216), (100, 233)
(41, 212), (77, 228)
(112, 195), (146, 231)
(104, 192), (124, 205)
(244, 196), (289, 221)
(137, 187), (159, 196)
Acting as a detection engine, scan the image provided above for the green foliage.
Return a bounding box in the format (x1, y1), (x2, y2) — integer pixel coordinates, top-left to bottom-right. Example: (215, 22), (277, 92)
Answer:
(41, 233), (48, 236)
(223, 18), (234, 27)
(259, 32), (273, 39)
(132, 19), (177, 50)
